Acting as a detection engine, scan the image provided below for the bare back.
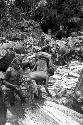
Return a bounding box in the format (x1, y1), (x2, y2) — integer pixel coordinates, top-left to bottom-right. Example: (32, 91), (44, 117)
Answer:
(29, 71), (51, 96)
(29, 71), (48, 82)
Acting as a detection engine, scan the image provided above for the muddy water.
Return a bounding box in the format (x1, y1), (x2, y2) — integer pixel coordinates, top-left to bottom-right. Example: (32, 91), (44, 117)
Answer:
(6, 60), (83, 125)
(6, 100), (83, 125)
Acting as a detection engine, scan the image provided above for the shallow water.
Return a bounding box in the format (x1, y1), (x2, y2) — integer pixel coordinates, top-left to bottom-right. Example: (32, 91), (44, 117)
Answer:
(5, 60), (83, 125)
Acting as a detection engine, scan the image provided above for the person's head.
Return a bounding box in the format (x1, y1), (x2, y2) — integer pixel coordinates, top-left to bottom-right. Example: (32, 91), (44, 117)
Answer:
(5, 67), (16, 80)
(47, 66), (54, 76)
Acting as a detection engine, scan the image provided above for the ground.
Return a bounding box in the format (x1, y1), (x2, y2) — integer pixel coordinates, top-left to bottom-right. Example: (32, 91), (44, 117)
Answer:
(5, 60), (83, 125)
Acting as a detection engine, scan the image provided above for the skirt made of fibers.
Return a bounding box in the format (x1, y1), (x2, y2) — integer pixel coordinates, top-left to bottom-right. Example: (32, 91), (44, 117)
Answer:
(19, 74), (36, 104)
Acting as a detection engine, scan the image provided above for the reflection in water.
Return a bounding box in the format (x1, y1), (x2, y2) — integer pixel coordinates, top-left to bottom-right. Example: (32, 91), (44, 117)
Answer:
(6, 97), (83, 125)
(6, 98), (46, 124)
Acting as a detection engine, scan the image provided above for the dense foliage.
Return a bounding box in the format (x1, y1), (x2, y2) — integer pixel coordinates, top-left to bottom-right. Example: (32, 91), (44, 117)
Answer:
(0, 0), (83, 36)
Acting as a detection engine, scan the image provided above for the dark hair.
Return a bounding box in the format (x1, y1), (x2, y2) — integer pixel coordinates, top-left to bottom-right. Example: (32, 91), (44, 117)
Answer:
(22, 62), (33, 70)
(47, 66), (54, 76)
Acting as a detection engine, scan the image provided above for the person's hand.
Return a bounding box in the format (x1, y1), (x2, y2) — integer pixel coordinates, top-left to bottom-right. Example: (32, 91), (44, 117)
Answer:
(0, 72), (5, 79)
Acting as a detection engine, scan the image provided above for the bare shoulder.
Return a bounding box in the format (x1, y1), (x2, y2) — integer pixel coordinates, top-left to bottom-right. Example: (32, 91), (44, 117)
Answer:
(36, 52), (51, 59)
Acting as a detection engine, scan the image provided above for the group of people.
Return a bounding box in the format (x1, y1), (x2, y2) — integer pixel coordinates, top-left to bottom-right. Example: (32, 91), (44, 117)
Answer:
(5, 51), (54, 99)
(0, 50), (55, 125)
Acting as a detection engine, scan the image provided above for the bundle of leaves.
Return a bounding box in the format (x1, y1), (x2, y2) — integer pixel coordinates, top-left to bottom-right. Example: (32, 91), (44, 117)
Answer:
(19, 74), (36, 104)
